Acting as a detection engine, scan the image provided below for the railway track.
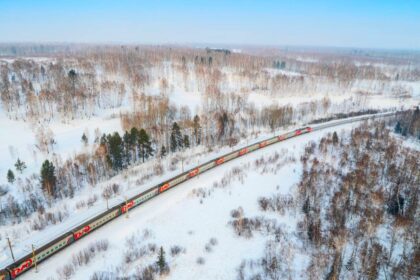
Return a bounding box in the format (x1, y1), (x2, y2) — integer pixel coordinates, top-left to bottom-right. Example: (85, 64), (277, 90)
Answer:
(0, 111), (397, 279)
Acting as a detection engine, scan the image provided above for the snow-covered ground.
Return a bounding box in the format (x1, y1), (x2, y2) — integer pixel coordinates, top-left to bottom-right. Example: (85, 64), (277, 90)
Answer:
(1, 52), (418, 278)
(1, 87), (414, 188)
(1, 56), (418, 192)
(0, 127), (275, 265)
(16, 120), (365, 280)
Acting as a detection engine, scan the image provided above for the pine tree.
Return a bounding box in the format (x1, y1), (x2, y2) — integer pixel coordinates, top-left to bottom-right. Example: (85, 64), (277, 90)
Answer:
(14, 158), (26, 173)
(107, 132), (124, 170)
(160, 145), (167, 158)
(100, 134), (107, 145)
(123, 131), (132, 166)
(138, 129), (154, 162)
(183, 135), (190, 149)
(41, 160), (57, 197)
(81, 133), (88, 145)
(394, 122), (402, 134)
(156, 246), (167, 274)
(302, 197), (310, 214)
(130, 127), (139, 162)
(170, 122), (183, 152)
(280, 61), (286, 69)
(7, 169), (15, 183)
(193, 115), (202, 145)
(68, 69), (77, 95)
(332, 131), (339, 145)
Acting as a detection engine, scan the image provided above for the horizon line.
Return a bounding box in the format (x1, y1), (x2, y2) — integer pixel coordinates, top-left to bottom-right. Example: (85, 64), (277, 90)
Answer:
(0, 41), (419, 53)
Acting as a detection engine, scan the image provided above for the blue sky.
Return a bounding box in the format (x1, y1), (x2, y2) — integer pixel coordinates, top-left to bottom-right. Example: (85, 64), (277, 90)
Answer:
(0, 0), (419, 49)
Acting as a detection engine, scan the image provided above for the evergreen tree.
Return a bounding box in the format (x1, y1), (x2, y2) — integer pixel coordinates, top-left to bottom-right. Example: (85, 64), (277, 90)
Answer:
(130, 127), (139, 161)
(170, 122), (183, 152)
(68, 69), (77, 95)
(193, 115), (202, 145)
(40, 160), (57, 197)
(123, 131), (132, 166)
(302, 197), (310, 215)
(160, 145), (167, 158)
(394, 122), (402, 134)
(156, 246), (167, 274)
(107, 132), (124, 170)
(183, 135), (190, 149)
(280, 61), (286, 69)
(81, 133), (88, 145)
(7, 169), (15, 183)
(100, 133), (107, 145)
(138, 129), (154, 162)
(14, 158), (26, 173)
(332, 131), (339, 145)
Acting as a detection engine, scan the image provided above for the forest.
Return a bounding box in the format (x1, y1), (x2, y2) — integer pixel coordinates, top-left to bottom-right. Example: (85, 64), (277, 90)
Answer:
(233, 119), (419, 280)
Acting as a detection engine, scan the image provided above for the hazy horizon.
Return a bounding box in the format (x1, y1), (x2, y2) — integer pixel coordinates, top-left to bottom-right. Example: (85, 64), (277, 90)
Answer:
(1, 0), (420, 50)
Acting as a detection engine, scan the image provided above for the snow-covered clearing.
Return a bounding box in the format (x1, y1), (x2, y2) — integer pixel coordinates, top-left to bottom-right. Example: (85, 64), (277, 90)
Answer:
(0, 111), (123, 188)
(17, 121), (361, 280)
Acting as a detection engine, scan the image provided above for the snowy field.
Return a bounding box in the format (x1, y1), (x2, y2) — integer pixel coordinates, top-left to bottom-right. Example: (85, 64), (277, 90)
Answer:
(16, 121), (364, 280)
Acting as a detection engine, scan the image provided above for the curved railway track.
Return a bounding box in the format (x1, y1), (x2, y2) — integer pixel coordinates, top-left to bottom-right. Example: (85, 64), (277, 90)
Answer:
(0, 111), (397, 279)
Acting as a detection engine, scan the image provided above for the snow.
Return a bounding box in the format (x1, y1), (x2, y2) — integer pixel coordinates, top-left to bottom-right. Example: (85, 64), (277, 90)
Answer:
(295, 57), (319, 63)
(0, 51), (418, 278)
(0, 111), (401, 270)
(264, 68), (303, 77)
(0, 56), (416, 192)
(0, 111), (123, 187)
(15, 120), (365, 280)
(168, 88), (202, 113)
(0, 126), (286, 268)
(247, 92), (349, 108)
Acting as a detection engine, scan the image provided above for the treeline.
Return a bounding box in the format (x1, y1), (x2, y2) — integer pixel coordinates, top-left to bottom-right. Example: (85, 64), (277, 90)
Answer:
(393, 107), (420, 139)
(235, 121), (419, 279)
(297, 122), (419, 279)
(1, 46), (417, 121)
(121, 98), (296, 149)
(1, 99), (300, 224)
(98, 122), (191, 171)
(1, 100), (368, 222)
(0, 119), (199, 224)
(309, 109), (380, 124)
